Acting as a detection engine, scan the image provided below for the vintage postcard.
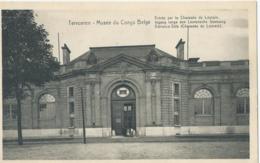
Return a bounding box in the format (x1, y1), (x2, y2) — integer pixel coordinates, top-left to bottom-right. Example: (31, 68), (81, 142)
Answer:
(0, 1), (257, 162)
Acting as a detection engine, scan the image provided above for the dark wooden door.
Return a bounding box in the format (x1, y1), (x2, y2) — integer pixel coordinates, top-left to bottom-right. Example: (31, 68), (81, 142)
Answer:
(111, 101), (124, 135)
(122, 103), (136, 135)
(111, 101), (135, 136)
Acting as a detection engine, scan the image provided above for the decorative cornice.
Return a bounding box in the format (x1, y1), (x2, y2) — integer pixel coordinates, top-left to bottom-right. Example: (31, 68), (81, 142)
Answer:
(55, 54), (249, 80)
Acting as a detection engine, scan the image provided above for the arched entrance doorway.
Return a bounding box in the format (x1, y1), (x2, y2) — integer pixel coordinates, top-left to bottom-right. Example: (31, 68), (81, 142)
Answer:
(111, 85), (136, 136)
(38, 94), (56, 128)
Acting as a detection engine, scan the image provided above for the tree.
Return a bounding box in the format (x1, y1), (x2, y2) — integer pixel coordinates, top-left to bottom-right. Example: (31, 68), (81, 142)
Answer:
(2, 10), (59, 145)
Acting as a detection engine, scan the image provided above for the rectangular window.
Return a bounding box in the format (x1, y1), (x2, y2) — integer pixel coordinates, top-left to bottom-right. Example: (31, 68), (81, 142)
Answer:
(3, 104), (10, 120)
(69, 87), (74, 97)
(171, 82), (181, 126)
(69, 102), (74, 114)
(11, 104), (17, 119)
(174, 83), (180, 96)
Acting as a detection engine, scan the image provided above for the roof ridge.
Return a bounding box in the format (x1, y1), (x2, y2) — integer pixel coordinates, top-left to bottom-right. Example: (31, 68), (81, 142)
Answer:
(90, 44), (155, 49)
(68, 45), (178, 66)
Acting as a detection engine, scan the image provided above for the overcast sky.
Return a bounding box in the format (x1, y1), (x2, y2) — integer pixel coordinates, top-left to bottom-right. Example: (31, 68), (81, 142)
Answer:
(34, 7), (248, 62)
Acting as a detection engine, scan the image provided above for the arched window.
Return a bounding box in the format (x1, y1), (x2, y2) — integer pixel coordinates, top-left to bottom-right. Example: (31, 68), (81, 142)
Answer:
(236, 88), (249, 114)
(39, 94), (56, 128)
(194, 89), (213, 115)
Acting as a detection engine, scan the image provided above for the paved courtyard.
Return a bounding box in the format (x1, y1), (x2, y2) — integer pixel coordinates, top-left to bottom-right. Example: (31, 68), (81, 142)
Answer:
(3, 140), (249, 159)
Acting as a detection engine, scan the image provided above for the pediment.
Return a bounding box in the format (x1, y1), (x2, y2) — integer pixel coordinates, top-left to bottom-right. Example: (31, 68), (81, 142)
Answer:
(88, 54), (155, 72)
(103, 61), (143, 72)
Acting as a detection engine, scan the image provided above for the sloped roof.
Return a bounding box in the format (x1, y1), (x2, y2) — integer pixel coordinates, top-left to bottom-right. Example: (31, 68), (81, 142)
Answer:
(69, 44), (177, 65)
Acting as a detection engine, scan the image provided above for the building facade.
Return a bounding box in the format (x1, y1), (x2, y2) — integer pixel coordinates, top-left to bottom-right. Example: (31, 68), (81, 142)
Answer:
(3, 39), (249, 138)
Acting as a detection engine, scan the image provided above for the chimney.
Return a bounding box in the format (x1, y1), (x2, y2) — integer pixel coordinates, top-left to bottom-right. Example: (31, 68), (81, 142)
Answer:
(62, 44), (71, 65)
(175, 39), (185, 60)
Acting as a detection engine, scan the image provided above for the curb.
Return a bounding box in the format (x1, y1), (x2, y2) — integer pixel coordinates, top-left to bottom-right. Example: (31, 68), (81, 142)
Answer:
(3, 134), (249, 145)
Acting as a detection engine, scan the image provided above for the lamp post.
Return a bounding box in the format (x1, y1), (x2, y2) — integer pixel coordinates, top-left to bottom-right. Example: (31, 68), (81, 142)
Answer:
(80, 87), (86, 144)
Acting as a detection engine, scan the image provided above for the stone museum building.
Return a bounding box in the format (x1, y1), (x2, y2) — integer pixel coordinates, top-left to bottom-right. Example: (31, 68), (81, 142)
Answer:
(3, 39), (249, 138)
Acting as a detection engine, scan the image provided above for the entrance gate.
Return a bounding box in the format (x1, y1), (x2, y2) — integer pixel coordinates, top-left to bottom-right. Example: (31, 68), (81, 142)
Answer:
(111, 85), (136, 136)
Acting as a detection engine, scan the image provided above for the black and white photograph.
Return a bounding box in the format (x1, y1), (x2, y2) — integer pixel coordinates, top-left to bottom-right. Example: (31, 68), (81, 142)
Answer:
(1, 1), (257, 161)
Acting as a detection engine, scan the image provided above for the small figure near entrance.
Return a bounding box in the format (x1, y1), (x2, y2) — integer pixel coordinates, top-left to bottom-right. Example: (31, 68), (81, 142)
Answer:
(125, 128), (136, 137)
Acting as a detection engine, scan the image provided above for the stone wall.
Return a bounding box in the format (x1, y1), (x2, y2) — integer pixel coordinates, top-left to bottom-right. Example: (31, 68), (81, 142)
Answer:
(3, 58), (249, 136)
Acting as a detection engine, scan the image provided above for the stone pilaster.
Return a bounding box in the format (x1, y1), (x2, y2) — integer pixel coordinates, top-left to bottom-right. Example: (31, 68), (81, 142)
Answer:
(151, 80), (156, 124)
(155, 80), (161, 125)
(94, 82), (101, 126)
(100, 97), (108, 128)
(85, 74), (101, 127)
(90, 82), (96, 126)
(146, 71), (161, 126)
(86, 84), (92, 126)
(145, 81), (152, 125)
